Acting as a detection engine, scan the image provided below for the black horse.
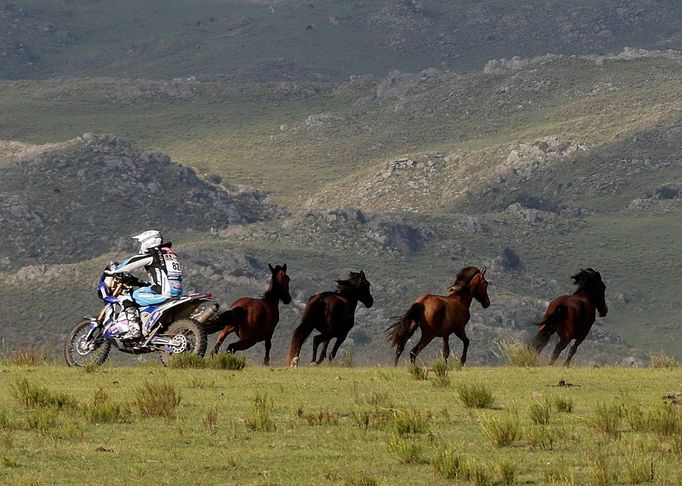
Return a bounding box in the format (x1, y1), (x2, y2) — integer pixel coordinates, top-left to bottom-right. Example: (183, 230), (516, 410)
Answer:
(530, 268), (608, 366)
(287, 271), (374, 366)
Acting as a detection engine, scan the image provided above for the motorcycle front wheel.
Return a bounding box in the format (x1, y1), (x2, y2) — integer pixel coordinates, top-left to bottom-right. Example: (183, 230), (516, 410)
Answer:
(64, 319), (111, 367)
(159, 319), (207, 367)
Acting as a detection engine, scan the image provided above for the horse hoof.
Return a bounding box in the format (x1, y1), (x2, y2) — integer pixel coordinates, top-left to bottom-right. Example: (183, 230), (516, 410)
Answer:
(290, 357), (299, 368)
(310, 361), (317, 367)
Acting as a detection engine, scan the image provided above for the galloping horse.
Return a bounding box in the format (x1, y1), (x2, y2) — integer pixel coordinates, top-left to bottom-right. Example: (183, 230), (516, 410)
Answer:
(530, 268), (607, 366)
(210, 263), (291, 366)
(387, 266), (490, 366)
(287, 271), (373, 367)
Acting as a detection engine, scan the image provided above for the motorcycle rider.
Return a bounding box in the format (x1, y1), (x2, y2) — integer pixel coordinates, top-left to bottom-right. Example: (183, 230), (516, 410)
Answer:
(104, 230), (183, 339)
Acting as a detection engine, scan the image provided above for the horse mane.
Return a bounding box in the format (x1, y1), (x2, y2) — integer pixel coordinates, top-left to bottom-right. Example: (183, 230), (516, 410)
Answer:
(335, 272), (364, 296)
(571, 268), (602, 293)
(448, 266), (480, 294)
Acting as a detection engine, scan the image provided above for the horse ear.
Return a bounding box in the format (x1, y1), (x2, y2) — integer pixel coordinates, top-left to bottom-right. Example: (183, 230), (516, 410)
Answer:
(480, 266), (487, 276)
(268, 263), (275, 272)
(360, 270), (366, 278)
(283, 263), (287, 272)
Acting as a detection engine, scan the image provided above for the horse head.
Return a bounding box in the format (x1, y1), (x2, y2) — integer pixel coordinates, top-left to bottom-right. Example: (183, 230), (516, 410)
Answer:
(268, 263), (292, 304)
(337, 270), (374, 308)
(572, 268), (607, 317)
(448, 266), (490, 308)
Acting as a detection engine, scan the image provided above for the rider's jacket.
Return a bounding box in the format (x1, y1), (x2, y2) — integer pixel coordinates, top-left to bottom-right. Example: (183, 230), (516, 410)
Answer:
(112, 242), (183, 298)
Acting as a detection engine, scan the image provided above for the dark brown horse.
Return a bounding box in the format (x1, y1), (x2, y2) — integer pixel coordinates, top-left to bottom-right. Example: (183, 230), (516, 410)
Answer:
(210, 263), (291, 365)
(530, 268), (607, 366)
(287, 271), (373, 367)
(387, 266), (490, 366)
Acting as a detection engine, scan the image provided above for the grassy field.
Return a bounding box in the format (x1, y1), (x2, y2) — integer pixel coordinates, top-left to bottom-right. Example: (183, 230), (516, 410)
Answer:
(0, 360), (681, 485)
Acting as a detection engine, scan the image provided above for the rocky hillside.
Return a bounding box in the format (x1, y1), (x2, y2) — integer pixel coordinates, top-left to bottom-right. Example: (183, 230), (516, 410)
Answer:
(0, 134), (279, 270)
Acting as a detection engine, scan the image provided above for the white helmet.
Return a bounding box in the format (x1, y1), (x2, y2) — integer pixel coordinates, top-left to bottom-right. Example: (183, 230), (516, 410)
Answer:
(132, 230), (162, 253)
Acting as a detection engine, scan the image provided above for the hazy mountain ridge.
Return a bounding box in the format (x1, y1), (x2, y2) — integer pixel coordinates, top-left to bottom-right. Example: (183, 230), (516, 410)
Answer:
(3, 0), (682, 80)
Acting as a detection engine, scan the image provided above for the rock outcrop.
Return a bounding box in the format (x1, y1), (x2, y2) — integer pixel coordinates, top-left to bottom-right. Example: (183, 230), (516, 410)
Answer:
(0, 134), (280, 269)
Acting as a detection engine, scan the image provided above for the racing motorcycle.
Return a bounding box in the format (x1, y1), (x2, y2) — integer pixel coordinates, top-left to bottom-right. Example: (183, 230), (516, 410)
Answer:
(64, 271), (219, 367)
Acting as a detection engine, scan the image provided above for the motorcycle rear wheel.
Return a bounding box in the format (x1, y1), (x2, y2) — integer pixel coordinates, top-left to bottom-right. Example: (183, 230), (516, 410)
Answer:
(159, 319), (207, 367)
(64, 319), (111, 367)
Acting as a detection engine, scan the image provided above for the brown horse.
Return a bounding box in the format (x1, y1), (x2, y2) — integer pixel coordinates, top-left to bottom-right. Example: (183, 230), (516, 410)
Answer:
(287, 271), (374, 367)
(387, 266), (490, 366)
(210, 263), (291, 365)
(530, 268), (607, 366)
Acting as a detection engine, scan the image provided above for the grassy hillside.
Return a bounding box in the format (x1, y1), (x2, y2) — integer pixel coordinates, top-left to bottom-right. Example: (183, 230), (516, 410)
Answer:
(3, 0), (682, 80)
(0, 363), (681, 484)
(2, 55), (682, 361)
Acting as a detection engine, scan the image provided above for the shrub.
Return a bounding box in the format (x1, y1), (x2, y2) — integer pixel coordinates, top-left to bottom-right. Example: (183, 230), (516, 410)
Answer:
(0, 346), (50, 366)
(589, 454), (617, 486)
(303, 410), (340, 426)
(495, 339), (539, 367)
(543, 457), (574, 484)
(83, 388), (128, 424)
(329, 349), (353, 368)
(14, 379), (77, 411)
(432, 444), (464, 479)
(457, 383), (495, 409)
(498, 457), (518, 485)
(646, 403), (681, 437)
(168, 353), (205, 369)
(464, 459), (493, 486)
(592, 402), (622, 439)
(624, 452), (655, 484)
(206, 353), (246, 371)
(388, 434), (422, 464)
(203, 409), (218, 434)
(390, 408), (429, 435)
(343, 473), (378, 486)
(245, 393), (275, 432)
(647, 352), (679, 368)
(430, 357), (450, 388)
(525, 426), (555, 451)
(529, 397), (551, 425)
(554, 396), (575, 413)
(408, 364), (428, 381)
(479, 412), (521, 447)
(133, 380), (180, 419)
(351, 409), (389, 431)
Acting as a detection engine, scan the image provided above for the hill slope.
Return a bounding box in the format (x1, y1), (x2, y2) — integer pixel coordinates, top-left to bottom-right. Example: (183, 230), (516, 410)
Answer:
(3, 0), (682, 80)
(0, 134), (278, 269)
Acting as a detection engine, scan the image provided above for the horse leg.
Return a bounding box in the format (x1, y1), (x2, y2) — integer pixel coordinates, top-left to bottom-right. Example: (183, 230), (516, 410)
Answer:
(311, 334), (324, 364)
(329, 333), (348, 361)
(409, 333), (434, 365)
(212, 326), (235, 355)
(549, 338), (571, 365)
(316, 339), (331, 365)
(442, 337), (450, 363)
(263, 338), (272, 367)
(453, 329), (470, 366)
(394, 321), (419, 366)
(563, 337), (585, 367)
(226, 338), (256, 354)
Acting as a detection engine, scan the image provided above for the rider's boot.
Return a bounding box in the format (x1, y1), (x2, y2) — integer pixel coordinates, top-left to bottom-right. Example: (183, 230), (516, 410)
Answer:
(123, 307), (142, 339)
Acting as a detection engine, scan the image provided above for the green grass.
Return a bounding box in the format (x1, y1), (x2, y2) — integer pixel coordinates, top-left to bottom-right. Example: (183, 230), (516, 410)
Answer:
(0, 365), (681, 484)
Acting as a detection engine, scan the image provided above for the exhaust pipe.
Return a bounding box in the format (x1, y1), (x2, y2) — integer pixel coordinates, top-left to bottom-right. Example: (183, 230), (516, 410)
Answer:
(194, 303), (219, 324)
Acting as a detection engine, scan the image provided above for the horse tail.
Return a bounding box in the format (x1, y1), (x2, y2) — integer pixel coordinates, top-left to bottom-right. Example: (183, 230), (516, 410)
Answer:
(529, 305), (568, 352)
(203, 306), (246, 335)
(287, 296), (323, 365)
(386, 303), (423, 348)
